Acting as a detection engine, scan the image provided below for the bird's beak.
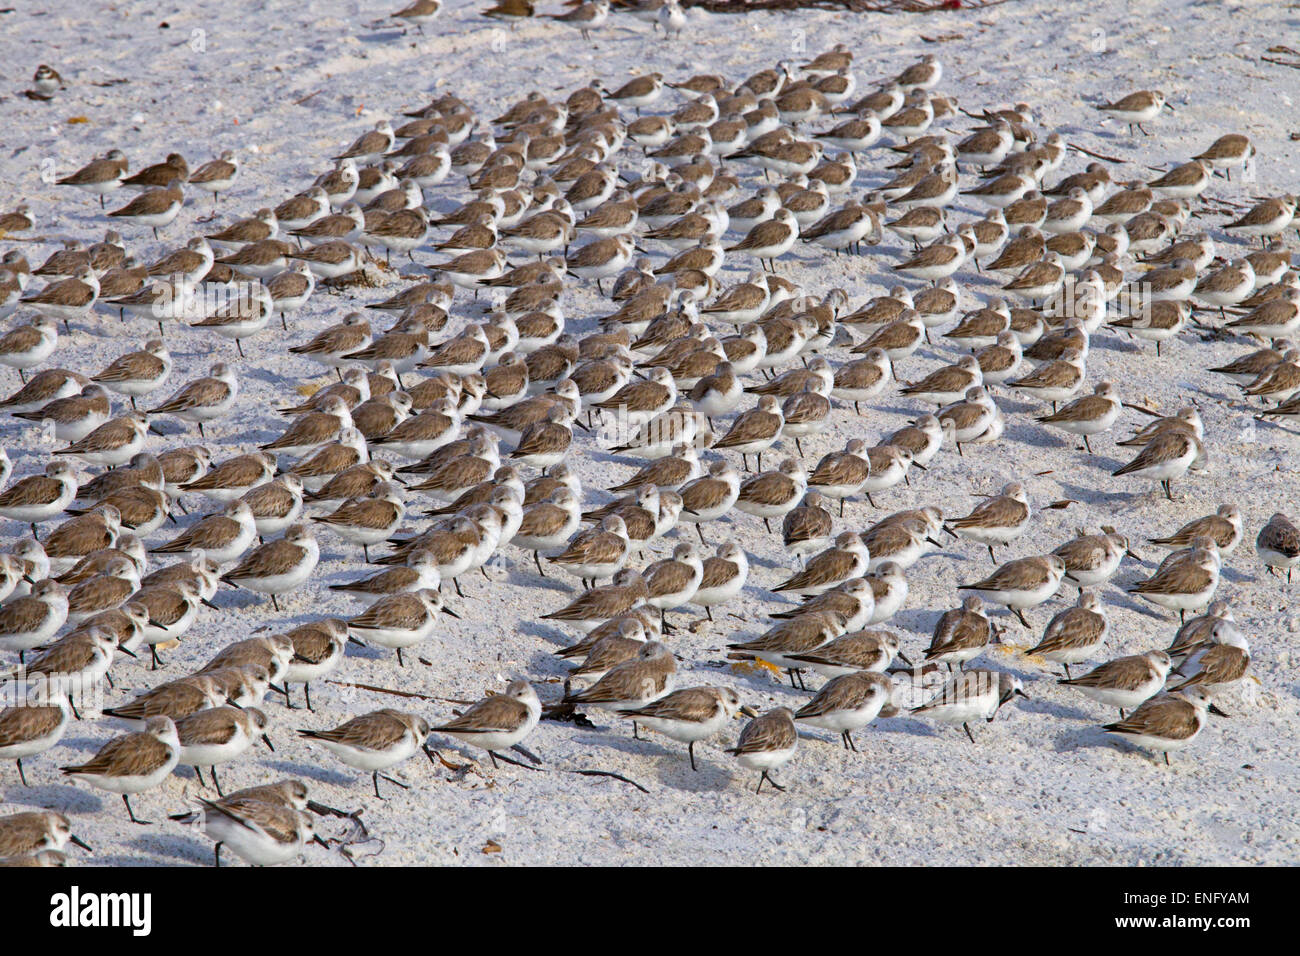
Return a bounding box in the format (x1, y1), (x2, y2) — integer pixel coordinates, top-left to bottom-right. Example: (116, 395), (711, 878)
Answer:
(347, 636), (366, 646)
(69, 834), (93, 852)
(896, 651), (913, 667)
(1208, 703), (1230, 718)
(1125, 548), (1142, 561)
(926, 536), (943, 548)
(1163, 102), (1176, 113)
(912, 462), (927, 471)
(117, 645), (138, 659)
(739, 705), (760, 718)
(201, 598), (221, 610)
(311, 834), (330, 848)
(442, 606), (460, 618)
(1016, 688), (1030, 700)
(262, 734), (275, 752)
(424, 745), (440, 766)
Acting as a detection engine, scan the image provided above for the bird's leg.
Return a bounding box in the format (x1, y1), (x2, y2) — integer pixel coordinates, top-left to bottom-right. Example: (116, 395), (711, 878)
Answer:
(124, 795), (151, 825)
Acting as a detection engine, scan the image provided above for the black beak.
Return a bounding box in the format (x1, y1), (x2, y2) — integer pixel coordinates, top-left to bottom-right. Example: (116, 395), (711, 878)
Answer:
(262, 733), (275, 752)
(201, 598), (221, 610)
(1016, 689), (1030, 700)
(117, 645), (138, 659)
(69, 834), (93, 852)
(896, 651), (913, 667)
(1208, 703), (1230, 717)
(347, 636), (366, 646)
(311, 834), (330, 848)
(442, 606), (460, 618)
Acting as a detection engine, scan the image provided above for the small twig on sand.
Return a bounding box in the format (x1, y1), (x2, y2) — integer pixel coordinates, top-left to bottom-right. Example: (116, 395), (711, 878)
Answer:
(326, 679), (474, 705)
(432, 741), (646, 791)
(307, 800), (361, 819)
(1121, 402), (1160, 417)
(489, 749), (543, 771)
(566, 769), (651, 793)
(327, 679), (436, 700)
(294, 89), (324, 106)
(1067, 141), (1127, 164)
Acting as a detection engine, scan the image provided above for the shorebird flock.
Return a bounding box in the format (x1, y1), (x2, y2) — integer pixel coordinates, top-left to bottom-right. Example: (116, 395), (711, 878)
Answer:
(0, 11), (1294, 865)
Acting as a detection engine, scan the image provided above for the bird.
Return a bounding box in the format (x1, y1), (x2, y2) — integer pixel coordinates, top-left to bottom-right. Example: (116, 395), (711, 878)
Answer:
(429, 680), (541, 768)
(60, 715), (181, 825)
(298, 709), (430, 799)
(726, 706), (797, 793)
(911, 670), (1028, 743)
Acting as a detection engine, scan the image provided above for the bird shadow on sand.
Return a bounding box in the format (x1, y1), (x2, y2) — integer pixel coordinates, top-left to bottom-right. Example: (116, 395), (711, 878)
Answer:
(88, 849), (194, 868)
(240, 365), (292, 390)
(871, 401), (930, 419)
(1105, 586), (1184, 622)
(519, 620), (570, 648)
(56, 731), (110, 756)
(132, 833), (214, 866)
(1054, 478), (1132, 507)
(1052, 725), (1154, 762)
(341, 642), (388, 665)
(1005, 426), (1079, 452)
(880, 716), (944, 739)
(1212, 567), (1253, 588)
(995, 395), (1045, 417)
(892, 606), (937, 634)
(648, 757), (736, 793)
(1, 784), (101, 814)
(262, 758), (354, 789)
(1254, 418), (1300, 440)
(1020, 689), (1105, 725)
(526, 650), (575, 680)
(358, 27), (408, 44)
(502, 567), (572, 593)
(211, 589), (276, 612)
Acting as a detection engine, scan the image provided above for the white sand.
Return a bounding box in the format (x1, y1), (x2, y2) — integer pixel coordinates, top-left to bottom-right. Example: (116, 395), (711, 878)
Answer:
(2, 0), (1299, 865)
